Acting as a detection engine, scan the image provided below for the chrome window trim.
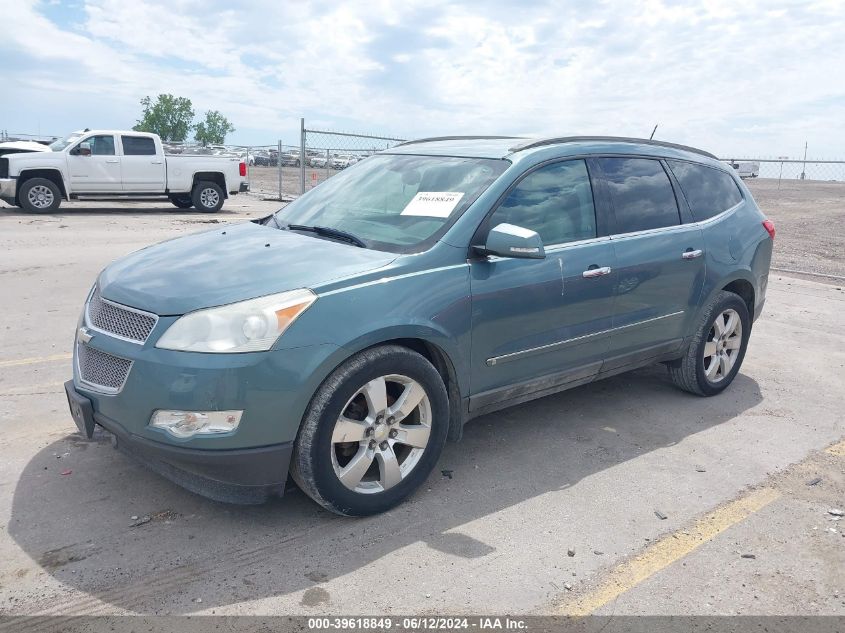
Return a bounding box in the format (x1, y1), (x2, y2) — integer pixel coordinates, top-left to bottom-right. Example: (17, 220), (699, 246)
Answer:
(486, 311), (684, 366)
(85, 290), (159, 345)
(483, 236), (609, 262)
(74, 342), (133, 395)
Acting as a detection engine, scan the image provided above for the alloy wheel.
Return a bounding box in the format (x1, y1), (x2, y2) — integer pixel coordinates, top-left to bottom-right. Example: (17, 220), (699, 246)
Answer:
(703, 308), (742, 383)
(330, 374), (432, 494)
(200, 187), (219, 208)
(28, 185), (54, 209)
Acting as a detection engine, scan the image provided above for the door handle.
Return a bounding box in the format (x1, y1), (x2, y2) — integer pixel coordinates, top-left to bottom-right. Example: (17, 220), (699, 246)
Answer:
(105, 159), (119, 164)
(151, 160), (163, 164)
(582, 266), (612, 278)
(682, 249), (703, 260)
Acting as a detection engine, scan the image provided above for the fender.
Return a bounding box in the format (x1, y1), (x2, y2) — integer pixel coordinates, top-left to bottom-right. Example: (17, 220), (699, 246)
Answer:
(18, 167), (71, 200)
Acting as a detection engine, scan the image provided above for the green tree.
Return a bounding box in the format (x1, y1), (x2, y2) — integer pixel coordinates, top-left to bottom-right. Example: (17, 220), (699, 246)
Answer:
(194, 110), (236, 146)
(133, 94), (195, 142)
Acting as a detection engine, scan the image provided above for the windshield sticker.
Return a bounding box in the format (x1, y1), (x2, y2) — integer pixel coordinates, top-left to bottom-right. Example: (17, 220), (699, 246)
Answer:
(401, 192), (464, 218)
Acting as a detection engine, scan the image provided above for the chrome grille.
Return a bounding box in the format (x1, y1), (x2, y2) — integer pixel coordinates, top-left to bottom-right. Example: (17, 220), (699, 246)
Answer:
(87, 287), (157, 343)
(77, 344), (132, 393)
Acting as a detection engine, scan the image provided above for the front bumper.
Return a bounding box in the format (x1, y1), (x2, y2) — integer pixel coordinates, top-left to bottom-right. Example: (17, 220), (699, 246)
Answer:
(69, 305), (345, 502)
(0, 178), (16, 205)
(67, 379), (292, 503)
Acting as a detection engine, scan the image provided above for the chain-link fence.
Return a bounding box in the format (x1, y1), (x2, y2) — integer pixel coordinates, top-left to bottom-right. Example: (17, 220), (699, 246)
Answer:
(719, 158), (845, 184)
(300, 119), (406, 194)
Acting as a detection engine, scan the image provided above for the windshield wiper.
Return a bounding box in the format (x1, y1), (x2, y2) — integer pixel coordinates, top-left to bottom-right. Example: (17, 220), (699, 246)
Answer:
(285, 224), (367, 248)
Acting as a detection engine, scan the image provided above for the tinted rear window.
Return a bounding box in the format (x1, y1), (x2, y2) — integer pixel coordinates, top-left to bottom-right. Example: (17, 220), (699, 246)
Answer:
(121, 136), (156, 156)
(598, 158), (680, 233)
(667, 160), (743, 221)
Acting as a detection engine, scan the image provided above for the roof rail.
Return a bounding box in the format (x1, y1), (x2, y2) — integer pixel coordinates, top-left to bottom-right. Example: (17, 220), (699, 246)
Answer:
(396, 135), (524, 147)
(508, 136), (718, 160)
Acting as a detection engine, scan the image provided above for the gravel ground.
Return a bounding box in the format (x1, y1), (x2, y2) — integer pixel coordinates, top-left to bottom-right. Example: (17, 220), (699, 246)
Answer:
(746, 179), (845, 280)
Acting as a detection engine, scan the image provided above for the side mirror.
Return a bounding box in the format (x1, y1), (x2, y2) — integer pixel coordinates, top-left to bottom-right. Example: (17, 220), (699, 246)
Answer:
(76, 142), (92, 156)
(476, 223), (545, 259)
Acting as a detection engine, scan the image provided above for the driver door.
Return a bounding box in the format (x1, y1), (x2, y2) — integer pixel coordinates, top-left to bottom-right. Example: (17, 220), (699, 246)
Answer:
(468, 159), (617, 413)
(67, 134), (121, 192)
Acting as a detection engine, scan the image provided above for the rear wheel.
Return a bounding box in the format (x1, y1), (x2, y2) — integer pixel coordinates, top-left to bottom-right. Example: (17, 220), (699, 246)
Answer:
(668, 290), (750, 396)
(191, 181), (224, 213)
(168, 194), (193, 209)
(291, 345), (449, 516)
(19, 178), (62, 213)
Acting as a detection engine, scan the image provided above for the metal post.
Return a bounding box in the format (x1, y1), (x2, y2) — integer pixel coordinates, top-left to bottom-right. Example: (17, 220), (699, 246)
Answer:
(299, 118), (306, 195)
(800, 141), (807, 180)
(276, 140), (282, 202)
(246, 146), (251, 187)
(325, 148), (329, 182)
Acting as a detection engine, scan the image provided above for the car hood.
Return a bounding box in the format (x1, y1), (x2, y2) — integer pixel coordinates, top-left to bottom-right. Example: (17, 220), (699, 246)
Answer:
(98, 221), (397, 315)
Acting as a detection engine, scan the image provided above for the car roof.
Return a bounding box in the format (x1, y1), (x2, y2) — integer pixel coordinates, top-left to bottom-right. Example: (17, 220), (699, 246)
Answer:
(387, 135), (722, 167)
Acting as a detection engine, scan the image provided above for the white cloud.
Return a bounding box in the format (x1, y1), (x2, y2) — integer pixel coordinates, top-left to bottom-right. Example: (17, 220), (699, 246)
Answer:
(0, 0), (843, 157)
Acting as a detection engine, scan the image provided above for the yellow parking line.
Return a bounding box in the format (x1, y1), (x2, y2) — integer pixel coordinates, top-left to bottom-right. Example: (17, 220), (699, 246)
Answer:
(0, 353), (72, 368)
(824, 439), (845, 456)
(556, 487), (781, 616)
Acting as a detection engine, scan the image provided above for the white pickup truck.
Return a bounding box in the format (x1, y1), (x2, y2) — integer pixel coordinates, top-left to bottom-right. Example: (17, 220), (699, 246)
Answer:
(0, 130), (248, 213)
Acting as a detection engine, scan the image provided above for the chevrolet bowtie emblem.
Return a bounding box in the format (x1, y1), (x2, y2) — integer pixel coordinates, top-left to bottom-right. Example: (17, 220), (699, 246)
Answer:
(78, 326), (93, 344)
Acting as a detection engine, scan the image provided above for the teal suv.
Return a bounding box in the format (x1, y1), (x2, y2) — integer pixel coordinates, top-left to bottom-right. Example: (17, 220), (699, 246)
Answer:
(65, 136), (774, 515)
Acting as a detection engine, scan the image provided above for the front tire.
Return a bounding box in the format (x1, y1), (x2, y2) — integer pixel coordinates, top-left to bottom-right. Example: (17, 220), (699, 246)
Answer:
(19, 178), (62, 213)
(168, 194), (193, 209)
(291, 345), (449, 516)
(668, 290), (751, 396)
(191, 181), (224, 213)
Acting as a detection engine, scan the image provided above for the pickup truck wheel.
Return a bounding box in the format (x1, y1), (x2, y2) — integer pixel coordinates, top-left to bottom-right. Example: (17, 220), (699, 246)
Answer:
(191, 181), (224, 213)
(19, 178), (62, 213)
(667, 290), (750, 396)
(291, 345), (449, 516)
(168, 194), (193, 209)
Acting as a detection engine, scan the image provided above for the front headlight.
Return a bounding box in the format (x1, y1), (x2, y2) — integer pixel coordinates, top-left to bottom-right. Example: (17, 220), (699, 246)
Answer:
(156, 288), (316, 353)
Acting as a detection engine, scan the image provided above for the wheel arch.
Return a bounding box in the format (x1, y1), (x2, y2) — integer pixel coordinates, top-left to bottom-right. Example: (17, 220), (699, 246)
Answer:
(307, 327), (467, 443)
(17, 169), (68, 203)
(192, 172), (228, 198)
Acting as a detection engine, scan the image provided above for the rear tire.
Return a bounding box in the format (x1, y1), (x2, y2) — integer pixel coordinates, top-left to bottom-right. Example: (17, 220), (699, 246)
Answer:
(668, 290), (751, 396)
(291, 345), (449, 516)
(19, 178), (62, 213)
(168, 194), (193, 209)
(191, 181), (224, 213)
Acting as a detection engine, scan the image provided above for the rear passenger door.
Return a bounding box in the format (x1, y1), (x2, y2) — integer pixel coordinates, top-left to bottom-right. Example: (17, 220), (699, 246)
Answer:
(595, 157), (705, 366)
(120, 135), (166, 192)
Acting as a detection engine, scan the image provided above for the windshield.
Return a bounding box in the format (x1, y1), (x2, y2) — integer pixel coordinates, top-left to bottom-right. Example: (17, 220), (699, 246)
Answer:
(49, 133), (84, 151)
(272, 154), (508, 252)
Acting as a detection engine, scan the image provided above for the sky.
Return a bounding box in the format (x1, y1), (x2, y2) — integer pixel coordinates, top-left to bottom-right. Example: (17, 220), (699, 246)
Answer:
(1, 0), (844, 158)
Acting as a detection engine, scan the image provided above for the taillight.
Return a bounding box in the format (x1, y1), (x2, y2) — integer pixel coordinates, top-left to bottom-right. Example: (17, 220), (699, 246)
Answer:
(762, 219), (775, 239)
(239, 162), (247, 177)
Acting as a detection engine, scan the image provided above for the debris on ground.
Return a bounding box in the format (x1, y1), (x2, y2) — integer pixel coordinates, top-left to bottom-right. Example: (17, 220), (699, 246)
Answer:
(441, 470), (453, 479)
(654, 509), (668, 520)
(564, 583), (573, 591)
(741, 553), (757, 559)
(130, 516), (151, 527)
(593, 550), (604, 555)
(806, 477), (822, 486)
(60, 469), (72, 476)
(828, 508), (844, 517)
(567, 548), (576, 557)
(695, 466), (707, 472)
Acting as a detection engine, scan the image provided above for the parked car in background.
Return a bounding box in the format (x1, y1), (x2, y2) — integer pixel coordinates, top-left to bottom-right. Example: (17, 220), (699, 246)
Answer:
(310, 153), (332, 168)
(279, 151), (301, 167)
(0, 130), (248, 213)
(727, 161), (760, 179)
(0, 140), (52, 157)
(331, 153), (360, 169)
(64, 135), (773, 516)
